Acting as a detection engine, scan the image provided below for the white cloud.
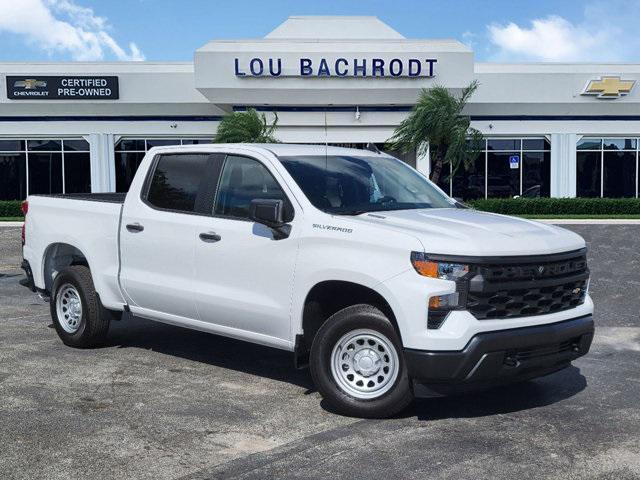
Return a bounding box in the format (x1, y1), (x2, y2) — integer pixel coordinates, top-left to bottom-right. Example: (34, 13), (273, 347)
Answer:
(486, 0), (640, 62)
(0, 0), (145, 61)
(461, 31), (478, 50)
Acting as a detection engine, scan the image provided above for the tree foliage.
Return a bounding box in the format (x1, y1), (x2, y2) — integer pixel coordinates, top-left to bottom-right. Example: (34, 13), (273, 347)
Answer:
(214, 108), (279, 143)
(387, 81), (483, 183)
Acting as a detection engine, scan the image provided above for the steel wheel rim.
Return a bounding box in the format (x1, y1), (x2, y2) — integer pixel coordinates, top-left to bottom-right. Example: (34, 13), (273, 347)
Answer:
(56, 284), (83, 334)
(330, 328), (399, 400)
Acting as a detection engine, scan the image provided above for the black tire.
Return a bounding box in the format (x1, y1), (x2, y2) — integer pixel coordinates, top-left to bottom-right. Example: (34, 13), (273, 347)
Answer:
(50, 265), (111, 348)
(310, 304), (413, 418)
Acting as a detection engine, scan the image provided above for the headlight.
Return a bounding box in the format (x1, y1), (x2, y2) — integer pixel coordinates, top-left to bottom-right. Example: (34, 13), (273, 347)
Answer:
(410, 252), (471, 329)
(410, 252), (469, 280)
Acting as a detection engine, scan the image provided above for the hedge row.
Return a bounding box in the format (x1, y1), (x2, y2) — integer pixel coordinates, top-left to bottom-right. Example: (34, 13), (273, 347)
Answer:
(0, 200), (23, 217)
(466, 198), (640, 215)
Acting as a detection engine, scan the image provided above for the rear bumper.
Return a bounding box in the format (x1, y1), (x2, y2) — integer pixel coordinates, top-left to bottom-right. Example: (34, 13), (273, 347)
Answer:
(405, 315), (594, 397)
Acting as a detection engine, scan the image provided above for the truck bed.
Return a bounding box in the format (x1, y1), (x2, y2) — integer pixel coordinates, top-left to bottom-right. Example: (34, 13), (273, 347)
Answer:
(24, 192), (126, 309)
(32, 193), (126, 204)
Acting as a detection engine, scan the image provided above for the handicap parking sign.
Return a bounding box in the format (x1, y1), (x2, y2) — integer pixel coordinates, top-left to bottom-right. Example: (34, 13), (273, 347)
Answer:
(509, 155), (520, 169)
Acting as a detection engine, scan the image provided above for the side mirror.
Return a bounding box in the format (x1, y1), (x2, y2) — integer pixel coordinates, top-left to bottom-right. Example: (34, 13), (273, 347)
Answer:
(249, 199), (291, 239)
(250, 199), (284, 227)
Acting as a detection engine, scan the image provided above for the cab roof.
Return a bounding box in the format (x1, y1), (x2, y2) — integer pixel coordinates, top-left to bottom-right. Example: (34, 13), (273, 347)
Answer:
(147, 143), (390, 158)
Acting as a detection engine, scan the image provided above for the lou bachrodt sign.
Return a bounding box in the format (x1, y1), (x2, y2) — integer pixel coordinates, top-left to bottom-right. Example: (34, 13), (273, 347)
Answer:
(234, 57), (437, 78)
(6, 76), (119, 100)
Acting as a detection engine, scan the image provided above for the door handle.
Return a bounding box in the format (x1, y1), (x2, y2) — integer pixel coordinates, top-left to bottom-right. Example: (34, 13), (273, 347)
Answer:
(199, 232), (222, 243)
(126, 223), (144, 233)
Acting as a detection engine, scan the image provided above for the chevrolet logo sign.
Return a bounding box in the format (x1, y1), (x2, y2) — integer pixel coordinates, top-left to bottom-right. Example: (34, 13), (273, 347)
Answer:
(14, 79), (47, 89)
(583, 76), (635, 98)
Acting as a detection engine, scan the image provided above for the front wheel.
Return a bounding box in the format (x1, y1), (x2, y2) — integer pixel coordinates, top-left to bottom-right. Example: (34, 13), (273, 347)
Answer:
(310, 304), (413, 418)
(50, 265), (110, 348)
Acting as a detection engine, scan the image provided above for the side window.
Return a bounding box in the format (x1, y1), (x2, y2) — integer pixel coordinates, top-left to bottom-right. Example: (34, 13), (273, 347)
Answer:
(214, 155), (292, 220)
(146, 154), (211, 213)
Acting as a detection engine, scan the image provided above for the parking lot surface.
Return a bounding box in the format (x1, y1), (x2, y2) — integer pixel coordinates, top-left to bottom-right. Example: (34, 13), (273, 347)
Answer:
(1, 225), (639, 480)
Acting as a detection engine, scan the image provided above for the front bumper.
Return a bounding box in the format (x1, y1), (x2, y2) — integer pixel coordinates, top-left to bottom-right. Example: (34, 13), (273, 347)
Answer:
(405, 315), (594, 397)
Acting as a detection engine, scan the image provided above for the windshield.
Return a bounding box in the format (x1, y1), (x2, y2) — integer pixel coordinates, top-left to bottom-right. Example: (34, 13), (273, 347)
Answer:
(279, 155), (455, 215)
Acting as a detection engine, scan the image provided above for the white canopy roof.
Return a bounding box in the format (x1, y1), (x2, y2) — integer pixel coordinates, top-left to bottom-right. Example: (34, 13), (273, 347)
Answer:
(265, 16), (405, 40)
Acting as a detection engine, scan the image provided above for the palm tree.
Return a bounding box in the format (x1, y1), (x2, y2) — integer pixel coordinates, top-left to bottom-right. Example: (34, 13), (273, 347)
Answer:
(387, 81), (483, 184)
(213, 108), (279, 143)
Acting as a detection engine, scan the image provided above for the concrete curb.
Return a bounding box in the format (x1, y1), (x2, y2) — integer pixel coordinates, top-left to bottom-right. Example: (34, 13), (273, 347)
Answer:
(0, 222), (23, 227)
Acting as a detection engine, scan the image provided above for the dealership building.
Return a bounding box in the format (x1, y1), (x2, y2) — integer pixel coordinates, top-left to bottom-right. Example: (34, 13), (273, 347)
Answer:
(1, 15), (640, 201)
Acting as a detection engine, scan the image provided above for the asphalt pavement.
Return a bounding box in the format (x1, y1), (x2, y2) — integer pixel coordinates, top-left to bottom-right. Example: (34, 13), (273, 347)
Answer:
(0, 224), (639, 480)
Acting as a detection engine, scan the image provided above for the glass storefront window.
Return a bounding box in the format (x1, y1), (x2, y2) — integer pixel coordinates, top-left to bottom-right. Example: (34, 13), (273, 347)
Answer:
(0, 153), (27, 201)
(181, 139), (214, 145)
(576, 137), (638, 198)
(452, 157), (485, 200)
(487, 139), (520, 151)
(145, 139), (182, 148)
(28, 152), (63, 195)
(445, 137), (550, 199)
(522, 138), (551, 151)
(115, 151), (145, 193)
(0, 138), (90, 199)
(63, 139), (90, 151)
(577, 138), (602, 150)
(64, 152), (92, 194)
(27, 139), (63, 151)
(487, 152), (520, 197)
(0, 140), (25, 151)
(576, 152), (601, 197)
(522, 152), (551, 197)
(603, 151), (636, 197)
(603, 138), (637, 151)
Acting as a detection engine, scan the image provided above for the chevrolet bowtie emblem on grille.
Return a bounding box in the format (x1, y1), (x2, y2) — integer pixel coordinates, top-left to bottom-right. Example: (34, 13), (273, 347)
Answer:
(14, 79), (47, 89)
(583, 76), (635, 98)
(572, 287), (582, 295)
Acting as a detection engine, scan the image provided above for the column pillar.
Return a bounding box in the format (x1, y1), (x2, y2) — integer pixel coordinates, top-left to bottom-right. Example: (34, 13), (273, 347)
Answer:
(85, 133), (116, 192)
(550, 133), (578, 198)
(416, 142), (430, 177)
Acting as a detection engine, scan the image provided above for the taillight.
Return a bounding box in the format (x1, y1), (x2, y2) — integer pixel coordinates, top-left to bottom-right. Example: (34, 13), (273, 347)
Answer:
(21, 200), (28, 246)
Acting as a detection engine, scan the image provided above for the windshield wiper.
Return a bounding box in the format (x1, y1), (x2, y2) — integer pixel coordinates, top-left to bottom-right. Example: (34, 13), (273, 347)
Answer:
(332, 209), (369, 216)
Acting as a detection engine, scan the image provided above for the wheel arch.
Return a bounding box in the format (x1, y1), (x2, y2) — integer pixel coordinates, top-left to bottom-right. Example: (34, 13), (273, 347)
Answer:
(300, 280), (401, 353)
(42, 242), (90, 294)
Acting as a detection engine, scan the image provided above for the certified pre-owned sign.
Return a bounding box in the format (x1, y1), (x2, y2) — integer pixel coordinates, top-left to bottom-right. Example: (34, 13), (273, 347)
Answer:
(6, 76), (119, 100)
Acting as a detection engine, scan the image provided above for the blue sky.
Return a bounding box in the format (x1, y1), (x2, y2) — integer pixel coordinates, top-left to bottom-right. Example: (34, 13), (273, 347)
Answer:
(1, 0), (639, 62)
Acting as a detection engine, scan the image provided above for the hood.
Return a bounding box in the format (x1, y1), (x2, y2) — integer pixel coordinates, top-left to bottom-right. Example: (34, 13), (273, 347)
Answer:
(350, 208), (585, 257)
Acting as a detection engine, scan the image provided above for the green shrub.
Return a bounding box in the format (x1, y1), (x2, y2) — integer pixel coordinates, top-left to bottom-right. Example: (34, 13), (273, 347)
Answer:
(0, 200), (24, 218)
(466, 198), (640, 215)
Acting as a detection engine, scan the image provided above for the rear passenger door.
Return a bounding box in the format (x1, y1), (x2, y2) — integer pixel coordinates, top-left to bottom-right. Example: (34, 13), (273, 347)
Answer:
(193, 154), (300, 345)
(119, 152), (223, 320)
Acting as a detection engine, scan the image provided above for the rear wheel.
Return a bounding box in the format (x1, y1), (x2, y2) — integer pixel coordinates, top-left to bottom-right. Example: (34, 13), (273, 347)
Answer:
(310, 304), (413, 418)
(50, 265), (110, 348)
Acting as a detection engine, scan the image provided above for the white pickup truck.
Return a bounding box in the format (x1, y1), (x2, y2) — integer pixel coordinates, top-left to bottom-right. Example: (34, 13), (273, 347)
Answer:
(21, 144), (594, 418)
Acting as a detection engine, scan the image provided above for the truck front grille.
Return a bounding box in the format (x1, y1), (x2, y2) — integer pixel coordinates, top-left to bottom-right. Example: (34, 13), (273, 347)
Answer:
(467, 279), (587, 319)
(463, 249), (589, 320)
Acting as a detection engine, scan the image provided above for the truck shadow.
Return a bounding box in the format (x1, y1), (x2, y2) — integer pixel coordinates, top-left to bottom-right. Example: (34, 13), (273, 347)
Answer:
(108, 315), (587, 420)
(107, 315), (315, 391)
(410, 366), (587, 420)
